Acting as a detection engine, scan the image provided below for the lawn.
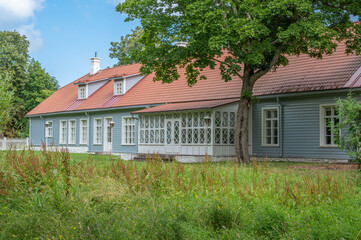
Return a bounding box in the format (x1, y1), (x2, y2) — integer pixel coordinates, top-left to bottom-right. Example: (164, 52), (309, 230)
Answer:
(0, 148), (361, 239)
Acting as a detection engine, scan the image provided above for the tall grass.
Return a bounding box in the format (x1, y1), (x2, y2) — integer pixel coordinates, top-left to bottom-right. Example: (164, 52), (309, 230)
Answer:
(0, 147), (360, 239)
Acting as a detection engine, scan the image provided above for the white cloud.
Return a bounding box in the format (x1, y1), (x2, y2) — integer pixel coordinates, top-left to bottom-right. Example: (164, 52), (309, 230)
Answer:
(0, 0), (44, 24)
(17, 24), (43, 52)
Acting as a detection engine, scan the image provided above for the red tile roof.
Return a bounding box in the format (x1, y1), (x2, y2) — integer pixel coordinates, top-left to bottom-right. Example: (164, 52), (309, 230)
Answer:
(75, 63), (142, 84)
(132, 98), (239, 114)
(26, 43), (361, 116)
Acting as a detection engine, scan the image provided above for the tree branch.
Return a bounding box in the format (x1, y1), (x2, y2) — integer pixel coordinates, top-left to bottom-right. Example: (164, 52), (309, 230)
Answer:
(212, 58), (244, 80)
(249, 49), (281, 84)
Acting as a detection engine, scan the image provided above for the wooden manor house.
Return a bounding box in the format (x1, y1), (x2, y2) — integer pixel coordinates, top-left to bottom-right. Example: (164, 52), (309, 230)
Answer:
(27, 43), (361, 162)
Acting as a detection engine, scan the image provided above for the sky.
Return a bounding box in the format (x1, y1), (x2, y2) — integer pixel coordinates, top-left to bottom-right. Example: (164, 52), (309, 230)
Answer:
(0, 0), (139, 87)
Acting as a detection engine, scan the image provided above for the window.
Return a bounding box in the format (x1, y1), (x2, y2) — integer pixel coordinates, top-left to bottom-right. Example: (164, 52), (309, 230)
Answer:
(320, 105), (339, 147)
(59, 120), (67, 144)
(122, 117), (135, 145)
(114, 80), (123, 95)
(79, 85), (87, 99)
(80, 119), (88, 145)
(139, 111), (211, 145)
(68, 120), (76, 144)
(45, 121), (53, 137)
(214, 110), (236, 145)
(94, 118), (102, 144)
(262, 108), (279, 146)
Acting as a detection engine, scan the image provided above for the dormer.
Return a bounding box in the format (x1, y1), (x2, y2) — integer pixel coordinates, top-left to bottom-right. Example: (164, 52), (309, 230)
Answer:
(78, 84), (88, 99)
(114, 79), (124, 95)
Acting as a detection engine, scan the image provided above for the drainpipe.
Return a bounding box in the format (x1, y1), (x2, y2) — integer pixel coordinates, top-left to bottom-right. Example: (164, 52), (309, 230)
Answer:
(85, 112), (90, 149)
(40, 115), (45, 144)
(276, 97), (284, 157)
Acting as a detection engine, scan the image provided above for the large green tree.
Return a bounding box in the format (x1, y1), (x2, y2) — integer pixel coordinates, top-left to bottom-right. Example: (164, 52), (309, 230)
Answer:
(0, 31), (29, 137)
(0, 31), (59, 138)
(0, 74), (14, 136)
(109, 26), (143, 66)
(117, 0), (361, 162)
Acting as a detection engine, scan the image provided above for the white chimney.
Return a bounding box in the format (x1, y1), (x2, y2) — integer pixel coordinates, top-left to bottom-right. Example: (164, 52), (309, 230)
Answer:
(90, 57), (100, 75)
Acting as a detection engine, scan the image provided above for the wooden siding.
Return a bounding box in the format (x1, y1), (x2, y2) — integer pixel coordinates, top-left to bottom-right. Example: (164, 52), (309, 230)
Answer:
(29, 117), (44, 146)
(88, 80), (108, 97)
(252, 93), (349, 159)
(125, 75), (143, 92)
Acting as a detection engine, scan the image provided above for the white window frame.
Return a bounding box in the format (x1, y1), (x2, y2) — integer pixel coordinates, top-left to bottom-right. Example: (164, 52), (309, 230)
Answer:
(114, 79), (124, 95)
(122, 116), (136, 145)
(213, 110), (236, 145)
(261, 107), (280, 147)
(59, 120), (67, 144)
(93, 118), (102, 145)
(319, 104), (339, 148)
(68, 119), (76, 145)
(78, 85), (88, 99)
(45, 121), (53, 138)
(79, 119), (88, 145)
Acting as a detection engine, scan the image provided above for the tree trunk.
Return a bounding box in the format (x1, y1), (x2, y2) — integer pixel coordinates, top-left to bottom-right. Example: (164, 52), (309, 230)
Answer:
(235, 78), (253, 163)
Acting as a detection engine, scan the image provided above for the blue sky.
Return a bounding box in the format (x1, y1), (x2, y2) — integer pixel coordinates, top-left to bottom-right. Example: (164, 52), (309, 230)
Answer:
(0, 0), (139, 87)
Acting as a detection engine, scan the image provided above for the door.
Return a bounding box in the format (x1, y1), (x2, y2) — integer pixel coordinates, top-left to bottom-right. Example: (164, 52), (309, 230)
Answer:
(165, 118), (180, 154)
(104, 117), (113, 152)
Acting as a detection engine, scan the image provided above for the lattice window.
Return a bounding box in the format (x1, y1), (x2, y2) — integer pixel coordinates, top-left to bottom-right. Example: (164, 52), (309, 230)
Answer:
(214, 110), (236, 145)
(79, 85), (87, 99)
(114, 80), (123, 95)
(139, 111), (212, 145)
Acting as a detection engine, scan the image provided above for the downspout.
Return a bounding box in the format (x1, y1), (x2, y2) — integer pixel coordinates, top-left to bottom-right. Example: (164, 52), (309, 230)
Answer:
(85, 112), (90, 151)
(276, 97), (284, 157)
(40, 115), (45, 143)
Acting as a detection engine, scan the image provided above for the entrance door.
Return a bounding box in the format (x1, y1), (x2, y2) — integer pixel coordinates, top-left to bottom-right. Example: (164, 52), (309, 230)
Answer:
(104, 117), (113, 152)
(165, 118), (180, 154)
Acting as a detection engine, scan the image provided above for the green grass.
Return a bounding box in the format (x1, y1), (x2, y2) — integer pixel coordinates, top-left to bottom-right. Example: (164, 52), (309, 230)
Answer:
(1, 149), (361, 239)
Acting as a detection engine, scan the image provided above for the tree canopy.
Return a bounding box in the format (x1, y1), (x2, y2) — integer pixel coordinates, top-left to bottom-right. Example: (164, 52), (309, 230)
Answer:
(0, 31), (59, 138)
(116, 0), (361, 162)
(109, 26), (143, 66)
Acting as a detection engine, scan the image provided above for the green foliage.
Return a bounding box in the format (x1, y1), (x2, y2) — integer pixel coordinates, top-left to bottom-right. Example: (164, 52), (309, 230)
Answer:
(335, 92), (361, 167)
(109, 26), (143, 66)
(0, 31), (59, 137)
(1, 150), (361, 239)
(116, 0), (361, 86)
(0, 74), (14, 136)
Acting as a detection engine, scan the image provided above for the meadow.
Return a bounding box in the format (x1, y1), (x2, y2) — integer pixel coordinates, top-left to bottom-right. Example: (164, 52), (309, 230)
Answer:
(0, 147), (361, 239)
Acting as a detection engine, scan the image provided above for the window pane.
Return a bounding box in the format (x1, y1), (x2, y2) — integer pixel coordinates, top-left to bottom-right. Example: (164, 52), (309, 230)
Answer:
(215, 128), (221, 144)
(222, 129), (228, 144)
(200, 129), (205, 144)
(140, 130), (144, 143)
(145, 130), (149, 143)
(207, 128), (212, 144)
(230, 112), (236, 127)
(174, 121), (179, 144)
(273, 110), (278, 118)
(160, 129), (165, 143)
(155, 115), (159, 128)
(215, 111), (221, 127)
(150, 116), (154, 128)
(155, 130), (159, 143)
(181, 129), (186, 144)
(193, 113), (198, 127)
(150, 130), (154, 143)
(193, 129), (198, 144)
(182, 114), (186, 127)
(160, 115), (165, 128)
(140, 116), (144, 128)
(229, 129), (235, 144)
(187, 129), (192, 144)
(222, 112), (228, 127)
(200, 112), (205, 127)
(187, 113), (192, 127)
(266, 111), (272, 118)
(167, 122), (171, 144)
(145, 116), (149, 128)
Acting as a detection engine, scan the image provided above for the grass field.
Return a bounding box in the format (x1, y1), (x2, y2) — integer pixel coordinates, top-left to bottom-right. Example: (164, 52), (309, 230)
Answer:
(1, 148), (361, 239)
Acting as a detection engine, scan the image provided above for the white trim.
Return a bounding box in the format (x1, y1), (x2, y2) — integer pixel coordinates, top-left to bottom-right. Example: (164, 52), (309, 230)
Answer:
(79, 118), (88, 145)
(122, 116), (136, 146)
(261, 107), (280, 147)
(319, 104), (339, 148)
(344, 66), (361, 87)
(68, 119), (76, 145)
(93, 118), (102, 145)
(59, 120), (67, 144)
